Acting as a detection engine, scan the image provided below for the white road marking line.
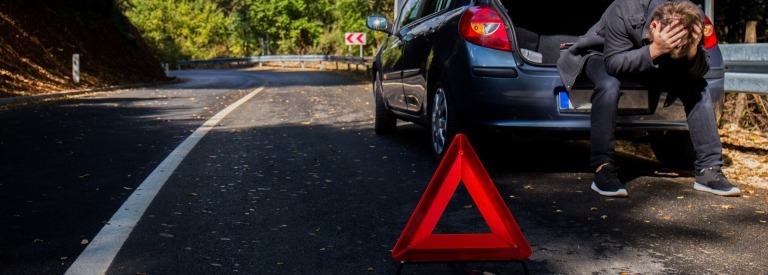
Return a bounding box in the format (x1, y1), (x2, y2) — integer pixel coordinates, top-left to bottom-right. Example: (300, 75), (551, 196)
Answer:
(65, 87), (264, 275)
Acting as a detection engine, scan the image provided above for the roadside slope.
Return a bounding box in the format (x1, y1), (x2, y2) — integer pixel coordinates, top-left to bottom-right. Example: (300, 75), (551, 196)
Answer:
(0, 1), (167, 97)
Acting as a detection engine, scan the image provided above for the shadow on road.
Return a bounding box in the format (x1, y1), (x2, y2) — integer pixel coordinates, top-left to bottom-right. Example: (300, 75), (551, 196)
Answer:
(376, 123), (768, 274)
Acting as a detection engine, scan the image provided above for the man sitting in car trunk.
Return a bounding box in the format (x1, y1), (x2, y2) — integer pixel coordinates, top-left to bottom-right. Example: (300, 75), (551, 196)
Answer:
(557, 0), (740, 197)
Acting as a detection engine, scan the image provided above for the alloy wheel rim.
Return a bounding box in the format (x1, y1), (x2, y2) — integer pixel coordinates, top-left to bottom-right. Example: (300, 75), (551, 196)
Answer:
(431, 88), (447, 155)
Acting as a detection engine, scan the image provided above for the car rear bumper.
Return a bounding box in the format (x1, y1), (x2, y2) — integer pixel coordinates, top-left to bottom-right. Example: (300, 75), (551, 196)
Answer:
(452, 44), (725, 134)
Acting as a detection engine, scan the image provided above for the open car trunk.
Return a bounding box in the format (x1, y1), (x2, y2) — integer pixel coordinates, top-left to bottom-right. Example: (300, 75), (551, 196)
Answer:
(499, 0), (674, 117)
(501, 0), (614, 66)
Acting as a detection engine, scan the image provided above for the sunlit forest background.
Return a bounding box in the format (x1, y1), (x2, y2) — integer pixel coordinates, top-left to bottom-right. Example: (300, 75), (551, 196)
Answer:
(118, 0), (767, 62)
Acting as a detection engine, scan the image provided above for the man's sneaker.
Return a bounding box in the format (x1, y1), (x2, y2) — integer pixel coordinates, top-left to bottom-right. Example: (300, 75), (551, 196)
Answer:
(693, 167), (741, 196)
(591, 163), (628, 197)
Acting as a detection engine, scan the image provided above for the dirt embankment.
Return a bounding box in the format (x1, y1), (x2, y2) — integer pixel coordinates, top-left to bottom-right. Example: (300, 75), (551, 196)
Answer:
(0, 1), (168, 97)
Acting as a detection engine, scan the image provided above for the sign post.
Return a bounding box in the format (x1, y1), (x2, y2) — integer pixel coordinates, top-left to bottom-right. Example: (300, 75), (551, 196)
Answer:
(344, 32), (366, 57)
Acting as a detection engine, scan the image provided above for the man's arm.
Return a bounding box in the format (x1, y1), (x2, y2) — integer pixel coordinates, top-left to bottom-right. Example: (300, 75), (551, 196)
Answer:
(685, 24), (710, 77)
(603, 7), (657, 77)
(686, 44), (710, 77)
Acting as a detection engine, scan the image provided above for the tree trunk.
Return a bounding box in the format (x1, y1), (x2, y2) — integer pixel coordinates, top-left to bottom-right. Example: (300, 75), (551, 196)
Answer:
(733, 93), (749, 125)
(745, 20), (757, 43)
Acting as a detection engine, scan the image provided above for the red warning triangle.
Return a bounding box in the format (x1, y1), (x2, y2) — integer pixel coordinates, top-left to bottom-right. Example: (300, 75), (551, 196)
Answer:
(392, 134), (531, 262)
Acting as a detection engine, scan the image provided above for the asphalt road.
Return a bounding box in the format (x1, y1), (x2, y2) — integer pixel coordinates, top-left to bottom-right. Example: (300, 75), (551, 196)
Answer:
(1, 68), (767, 274)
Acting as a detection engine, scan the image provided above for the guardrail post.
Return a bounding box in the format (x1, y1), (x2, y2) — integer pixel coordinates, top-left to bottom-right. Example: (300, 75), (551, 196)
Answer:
(72, 53), (80, 84)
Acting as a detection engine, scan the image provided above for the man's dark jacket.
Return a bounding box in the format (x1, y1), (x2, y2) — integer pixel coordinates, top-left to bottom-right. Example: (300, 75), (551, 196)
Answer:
(557, 0), (710, 91)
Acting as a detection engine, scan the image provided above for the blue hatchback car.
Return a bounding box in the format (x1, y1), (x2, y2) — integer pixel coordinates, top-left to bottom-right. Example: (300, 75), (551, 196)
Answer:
(367, 0), (724, 164)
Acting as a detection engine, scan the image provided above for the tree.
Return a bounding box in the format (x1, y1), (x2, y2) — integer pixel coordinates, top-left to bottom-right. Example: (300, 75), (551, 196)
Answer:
(123, 0), (394, 58)
(316, 0), (393, 56)
(713, 0), (767, 43)
(124, 0), (227, 62)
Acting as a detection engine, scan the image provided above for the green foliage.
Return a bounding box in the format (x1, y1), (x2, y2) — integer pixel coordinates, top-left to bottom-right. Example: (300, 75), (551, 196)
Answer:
(247, 0), (332, 54)
(122, 0), (394, 61)
(125, 0), (229, 62)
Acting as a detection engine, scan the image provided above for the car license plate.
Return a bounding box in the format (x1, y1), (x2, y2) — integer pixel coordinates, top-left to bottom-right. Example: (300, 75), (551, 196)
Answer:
(558, 89), (651, 114)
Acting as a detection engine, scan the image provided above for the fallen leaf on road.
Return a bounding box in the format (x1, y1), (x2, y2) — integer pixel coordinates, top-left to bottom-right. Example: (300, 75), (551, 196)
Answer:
(81, 239), (89, 245)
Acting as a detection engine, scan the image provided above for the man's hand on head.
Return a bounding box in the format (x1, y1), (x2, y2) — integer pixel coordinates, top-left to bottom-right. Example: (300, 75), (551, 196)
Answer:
(649, 19), (688, 60)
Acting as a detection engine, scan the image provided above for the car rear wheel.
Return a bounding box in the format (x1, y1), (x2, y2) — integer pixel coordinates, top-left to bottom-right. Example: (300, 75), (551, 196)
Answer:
(650, 131), (695, 169)
(373, 72), (397, 135)
(430, 82), (458, 161)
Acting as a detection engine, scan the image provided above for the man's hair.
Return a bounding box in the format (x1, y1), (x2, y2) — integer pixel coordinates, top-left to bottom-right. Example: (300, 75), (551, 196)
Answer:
(647, 1), (704, 59)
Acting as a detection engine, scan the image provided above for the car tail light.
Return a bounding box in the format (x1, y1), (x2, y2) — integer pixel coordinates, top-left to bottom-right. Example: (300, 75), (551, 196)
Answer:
(459, 6), (512, 52)
(703, 16), (717, 49)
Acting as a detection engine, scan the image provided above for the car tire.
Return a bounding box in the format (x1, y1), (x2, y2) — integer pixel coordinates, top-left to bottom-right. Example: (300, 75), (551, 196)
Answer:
(430, 82), (458, 161)
(650, 131), (695, 169)
(373, 72), (397, 135)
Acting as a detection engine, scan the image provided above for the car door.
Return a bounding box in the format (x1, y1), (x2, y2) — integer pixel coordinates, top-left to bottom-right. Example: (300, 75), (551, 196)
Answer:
(399, 0), (453, 114)
(378, 34), (408, 112)
(377, 0), (427, 113)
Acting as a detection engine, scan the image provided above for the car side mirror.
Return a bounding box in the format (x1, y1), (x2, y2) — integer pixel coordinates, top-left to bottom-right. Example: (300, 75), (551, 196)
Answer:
(367, 15), (392, 34)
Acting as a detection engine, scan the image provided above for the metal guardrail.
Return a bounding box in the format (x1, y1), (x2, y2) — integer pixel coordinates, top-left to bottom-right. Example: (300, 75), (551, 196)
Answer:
(720, 43), (768, 94)
(175, 55), (373, 70)
(175, 47), (767, 95)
